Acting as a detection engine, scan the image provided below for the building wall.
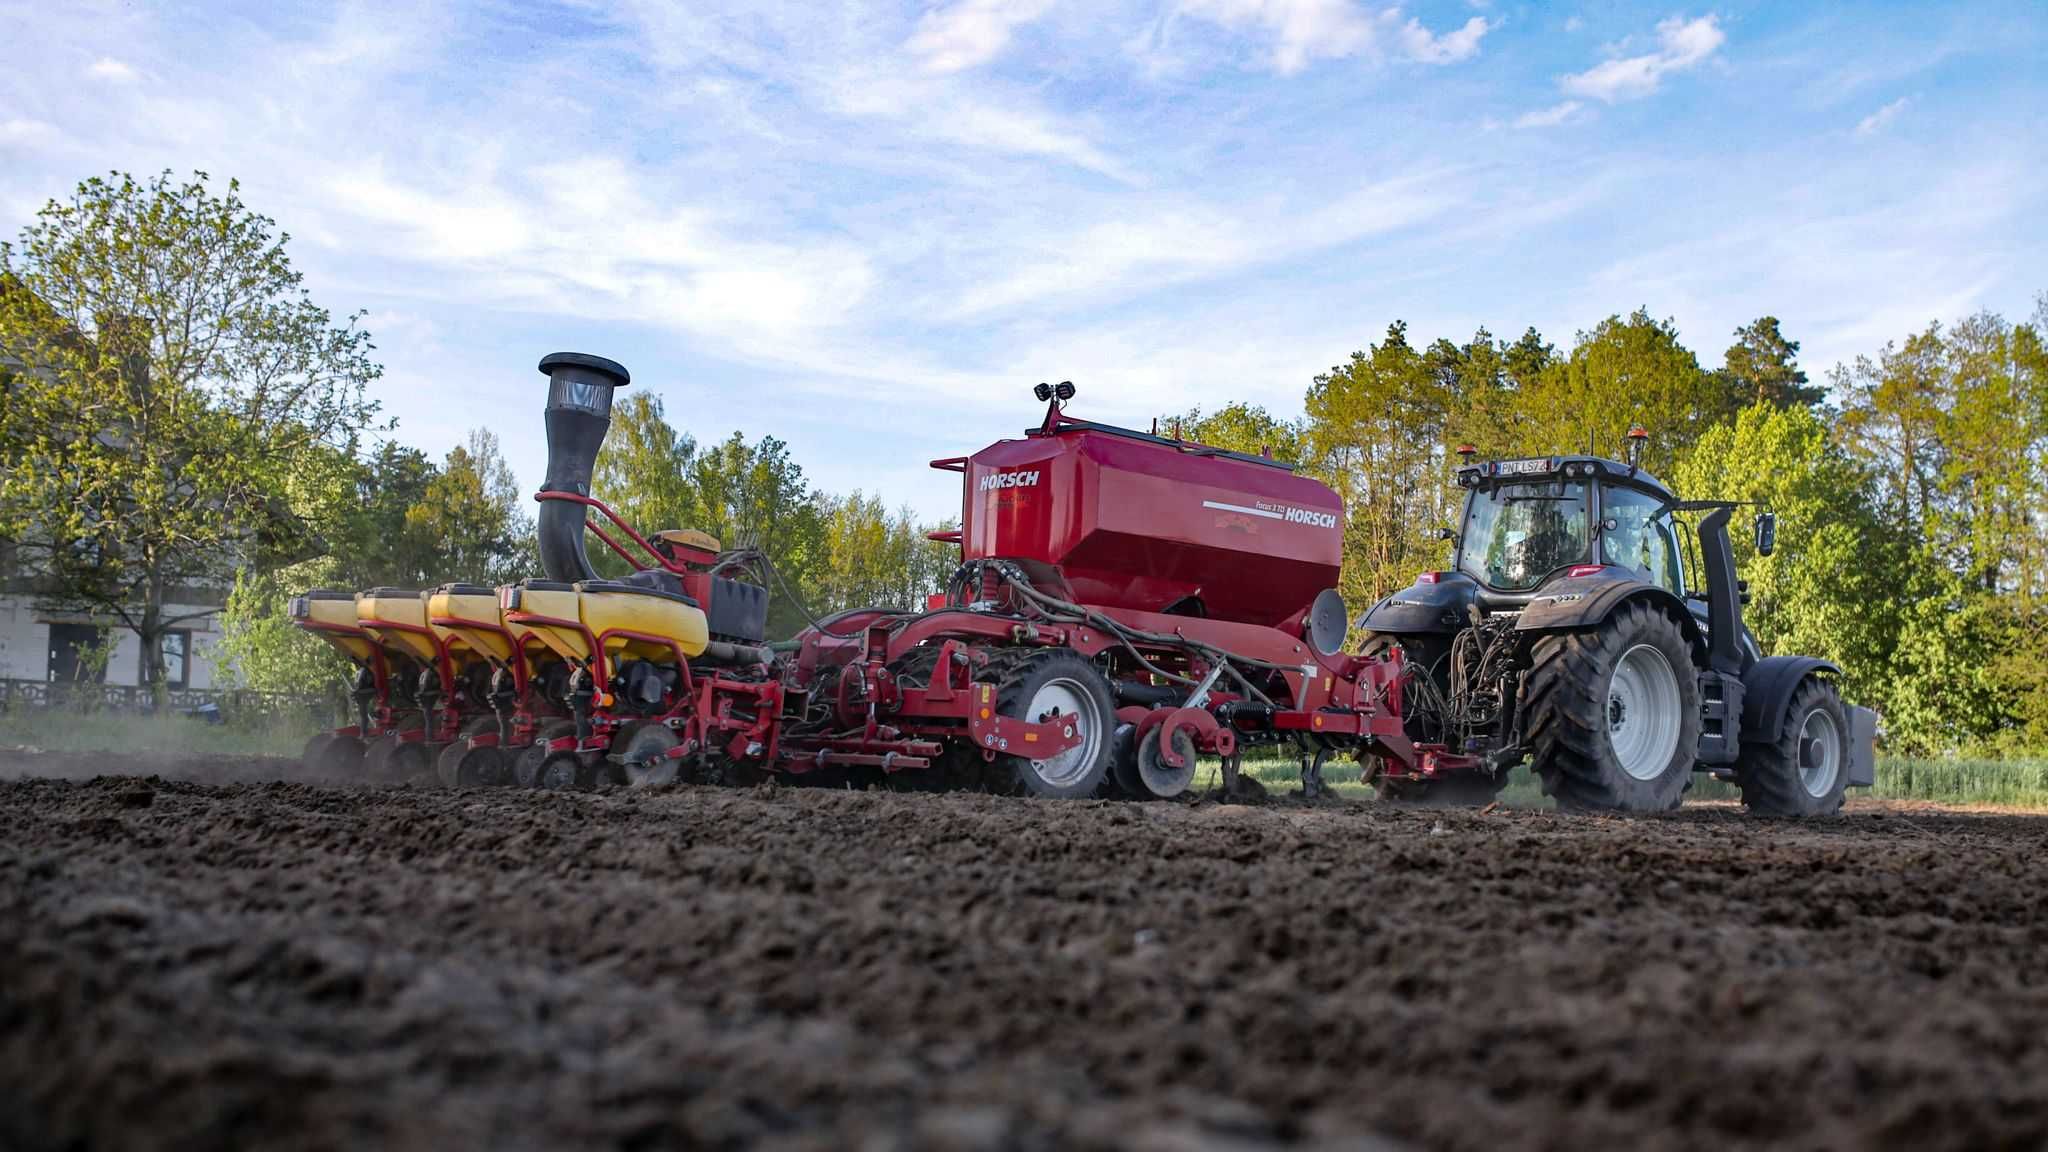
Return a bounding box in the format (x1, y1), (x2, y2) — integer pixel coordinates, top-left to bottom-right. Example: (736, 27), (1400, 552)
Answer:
(0, 596), (224, 689)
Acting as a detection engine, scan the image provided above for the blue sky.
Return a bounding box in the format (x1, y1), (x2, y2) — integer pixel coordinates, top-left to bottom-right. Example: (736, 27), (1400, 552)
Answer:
(3, 1), (2043, 520)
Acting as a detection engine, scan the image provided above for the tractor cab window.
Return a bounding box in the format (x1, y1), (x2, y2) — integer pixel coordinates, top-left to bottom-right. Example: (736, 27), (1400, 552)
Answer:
(1600, 485), (1683, 594)
(1458, 480), (1590, 591)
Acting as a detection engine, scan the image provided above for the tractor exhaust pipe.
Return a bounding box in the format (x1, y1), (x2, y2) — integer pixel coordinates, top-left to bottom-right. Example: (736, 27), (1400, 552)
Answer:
(536, 352), (631, 583)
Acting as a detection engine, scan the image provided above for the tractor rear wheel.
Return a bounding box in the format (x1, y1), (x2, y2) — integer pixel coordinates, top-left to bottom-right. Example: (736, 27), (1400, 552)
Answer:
(1735, 677), (1850, 817)
(1523, 603), (1699, 812)
(993, 651), (1117, 799)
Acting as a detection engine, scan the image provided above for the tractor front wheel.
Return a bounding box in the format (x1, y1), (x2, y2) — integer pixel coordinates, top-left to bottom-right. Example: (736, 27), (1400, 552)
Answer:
(1736, 678), (1850, 817)
(994, 652), (1117, 799)
(1523, 603), (1700, 812)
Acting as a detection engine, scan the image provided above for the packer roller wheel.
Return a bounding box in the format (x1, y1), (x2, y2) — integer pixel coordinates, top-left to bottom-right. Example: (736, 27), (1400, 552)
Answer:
(616, 721), (682, 789)
(1134, 725), (1198, 799)
(437, 716), (509, 789)
(515, 720), (577, 789)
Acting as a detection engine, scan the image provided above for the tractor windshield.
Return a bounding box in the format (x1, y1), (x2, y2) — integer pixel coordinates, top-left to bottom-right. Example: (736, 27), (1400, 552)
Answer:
(1458, 481), (1590, 591)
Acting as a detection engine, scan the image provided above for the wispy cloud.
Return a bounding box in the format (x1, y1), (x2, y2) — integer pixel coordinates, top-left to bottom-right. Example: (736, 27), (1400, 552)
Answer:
(908, 0), (1053, 72)
(1561, 13), (1724, 102)
(1514, 100), (1582, 129)
(1175, 0), (1492, 74)
(948, 171), (1455, 317)
(0, 118), (61, 146)
(1855, 96), (1910, 136)
(86, 56), (137, 82)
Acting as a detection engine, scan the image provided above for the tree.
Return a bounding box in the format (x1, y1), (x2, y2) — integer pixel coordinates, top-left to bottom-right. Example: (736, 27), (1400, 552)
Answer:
(319, 442), (439, 588)
(214, 564), (350, 699)
(1512, 309), (1724, 477)
(689, 431), (825, 636)
(1718, 316), (1823, 409)
(592, 392), (698, 571)
(1673, 403), (1903, 717)
(813, 492), (955, 614)
(1300, 322), (1459, 611)
(402, 428), (533, 586)
(1159, 401), (1303, 462)
(1833, 325), (1949, 545)
(0, 171), (382, 701)
(1503, 326), (1555, 390)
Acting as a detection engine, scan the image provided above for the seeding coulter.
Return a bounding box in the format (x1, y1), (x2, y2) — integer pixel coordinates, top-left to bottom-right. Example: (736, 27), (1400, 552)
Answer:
(295, 351), (1873, 813)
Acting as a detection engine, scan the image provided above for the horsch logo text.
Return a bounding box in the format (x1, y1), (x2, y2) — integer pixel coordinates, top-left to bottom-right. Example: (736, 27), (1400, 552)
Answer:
(979, 470), (1042, 492)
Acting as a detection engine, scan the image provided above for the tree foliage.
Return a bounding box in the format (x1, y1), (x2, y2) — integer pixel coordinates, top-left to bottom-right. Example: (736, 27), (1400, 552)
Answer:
(0, 171), (383, 699)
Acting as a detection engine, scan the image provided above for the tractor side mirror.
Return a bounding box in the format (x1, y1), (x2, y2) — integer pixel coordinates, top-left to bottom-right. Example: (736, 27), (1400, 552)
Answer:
(1754, 511), (1777, 557)
(1435, 526), (1457, 543)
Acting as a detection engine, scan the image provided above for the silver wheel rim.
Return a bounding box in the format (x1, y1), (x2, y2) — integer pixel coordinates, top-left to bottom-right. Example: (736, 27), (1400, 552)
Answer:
(1609, 643), (1682, 781)
(1799, 707), (1842, 798)
(1023, 677), (1101, 787)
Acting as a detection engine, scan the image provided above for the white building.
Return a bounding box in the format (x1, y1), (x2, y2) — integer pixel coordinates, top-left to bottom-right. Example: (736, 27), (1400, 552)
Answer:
(0, 592), (226, 690)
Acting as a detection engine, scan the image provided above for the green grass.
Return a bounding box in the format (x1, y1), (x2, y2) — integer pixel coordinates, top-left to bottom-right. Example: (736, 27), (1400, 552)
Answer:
(0, 708), (318, 758)
(1210, 752), (2047, 810)
(1875, 758), (2048, 808)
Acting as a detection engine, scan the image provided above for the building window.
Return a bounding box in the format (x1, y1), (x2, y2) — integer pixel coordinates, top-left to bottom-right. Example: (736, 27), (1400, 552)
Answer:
(163, 631), (190, 689)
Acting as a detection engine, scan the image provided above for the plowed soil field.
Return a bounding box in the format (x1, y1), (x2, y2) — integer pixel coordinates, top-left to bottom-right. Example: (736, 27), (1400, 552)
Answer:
(3, 749), (2045, 1151)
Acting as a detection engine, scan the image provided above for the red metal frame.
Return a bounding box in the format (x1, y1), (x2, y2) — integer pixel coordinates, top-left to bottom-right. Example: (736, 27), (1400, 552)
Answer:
(358, 615), (461, 742)
(431, 611), (530, 698)
(527, 412), (1477, 787)
(535, 490), (685, 575)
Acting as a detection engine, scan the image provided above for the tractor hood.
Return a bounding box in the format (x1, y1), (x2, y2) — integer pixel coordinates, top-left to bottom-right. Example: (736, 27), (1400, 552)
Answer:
(535, 352), (630, 583)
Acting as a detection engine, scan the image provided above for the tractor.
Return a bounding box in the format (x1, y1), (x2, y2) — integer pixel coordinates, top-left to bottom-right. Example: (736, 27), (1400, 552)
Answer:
(1357, 431), (1876, 814)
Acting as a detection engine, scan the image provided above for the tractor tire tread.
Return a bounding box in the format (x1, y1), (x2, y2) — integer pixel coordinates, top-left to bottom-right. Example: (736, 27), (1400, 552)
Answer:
(992, 649), (1116, 799)
(1735, 676), (1849, 817)
(1523, 601), (1699, 812)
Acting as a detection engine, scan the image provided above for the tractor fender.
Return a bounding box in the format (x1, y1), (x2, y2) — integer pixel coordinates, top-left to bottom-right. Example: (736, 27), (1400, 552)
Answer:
(1739, 656), (1839, 745)
(1513, 574), (1704, 656)
(1356, 572), (1477, 635)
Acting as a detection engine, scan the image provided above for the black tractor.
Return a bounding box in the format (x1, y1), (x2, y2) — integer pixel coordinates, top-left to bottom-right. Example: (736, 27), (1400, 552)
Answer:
(1358, 436), (1876, 814)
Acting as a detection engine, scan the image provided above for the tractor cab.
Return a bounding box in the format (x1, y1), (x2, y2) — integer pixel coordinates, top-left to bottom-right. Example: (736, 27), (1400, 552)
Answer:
(1451, 454), (1686, 601)
(1437, 448), (1765, 668)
